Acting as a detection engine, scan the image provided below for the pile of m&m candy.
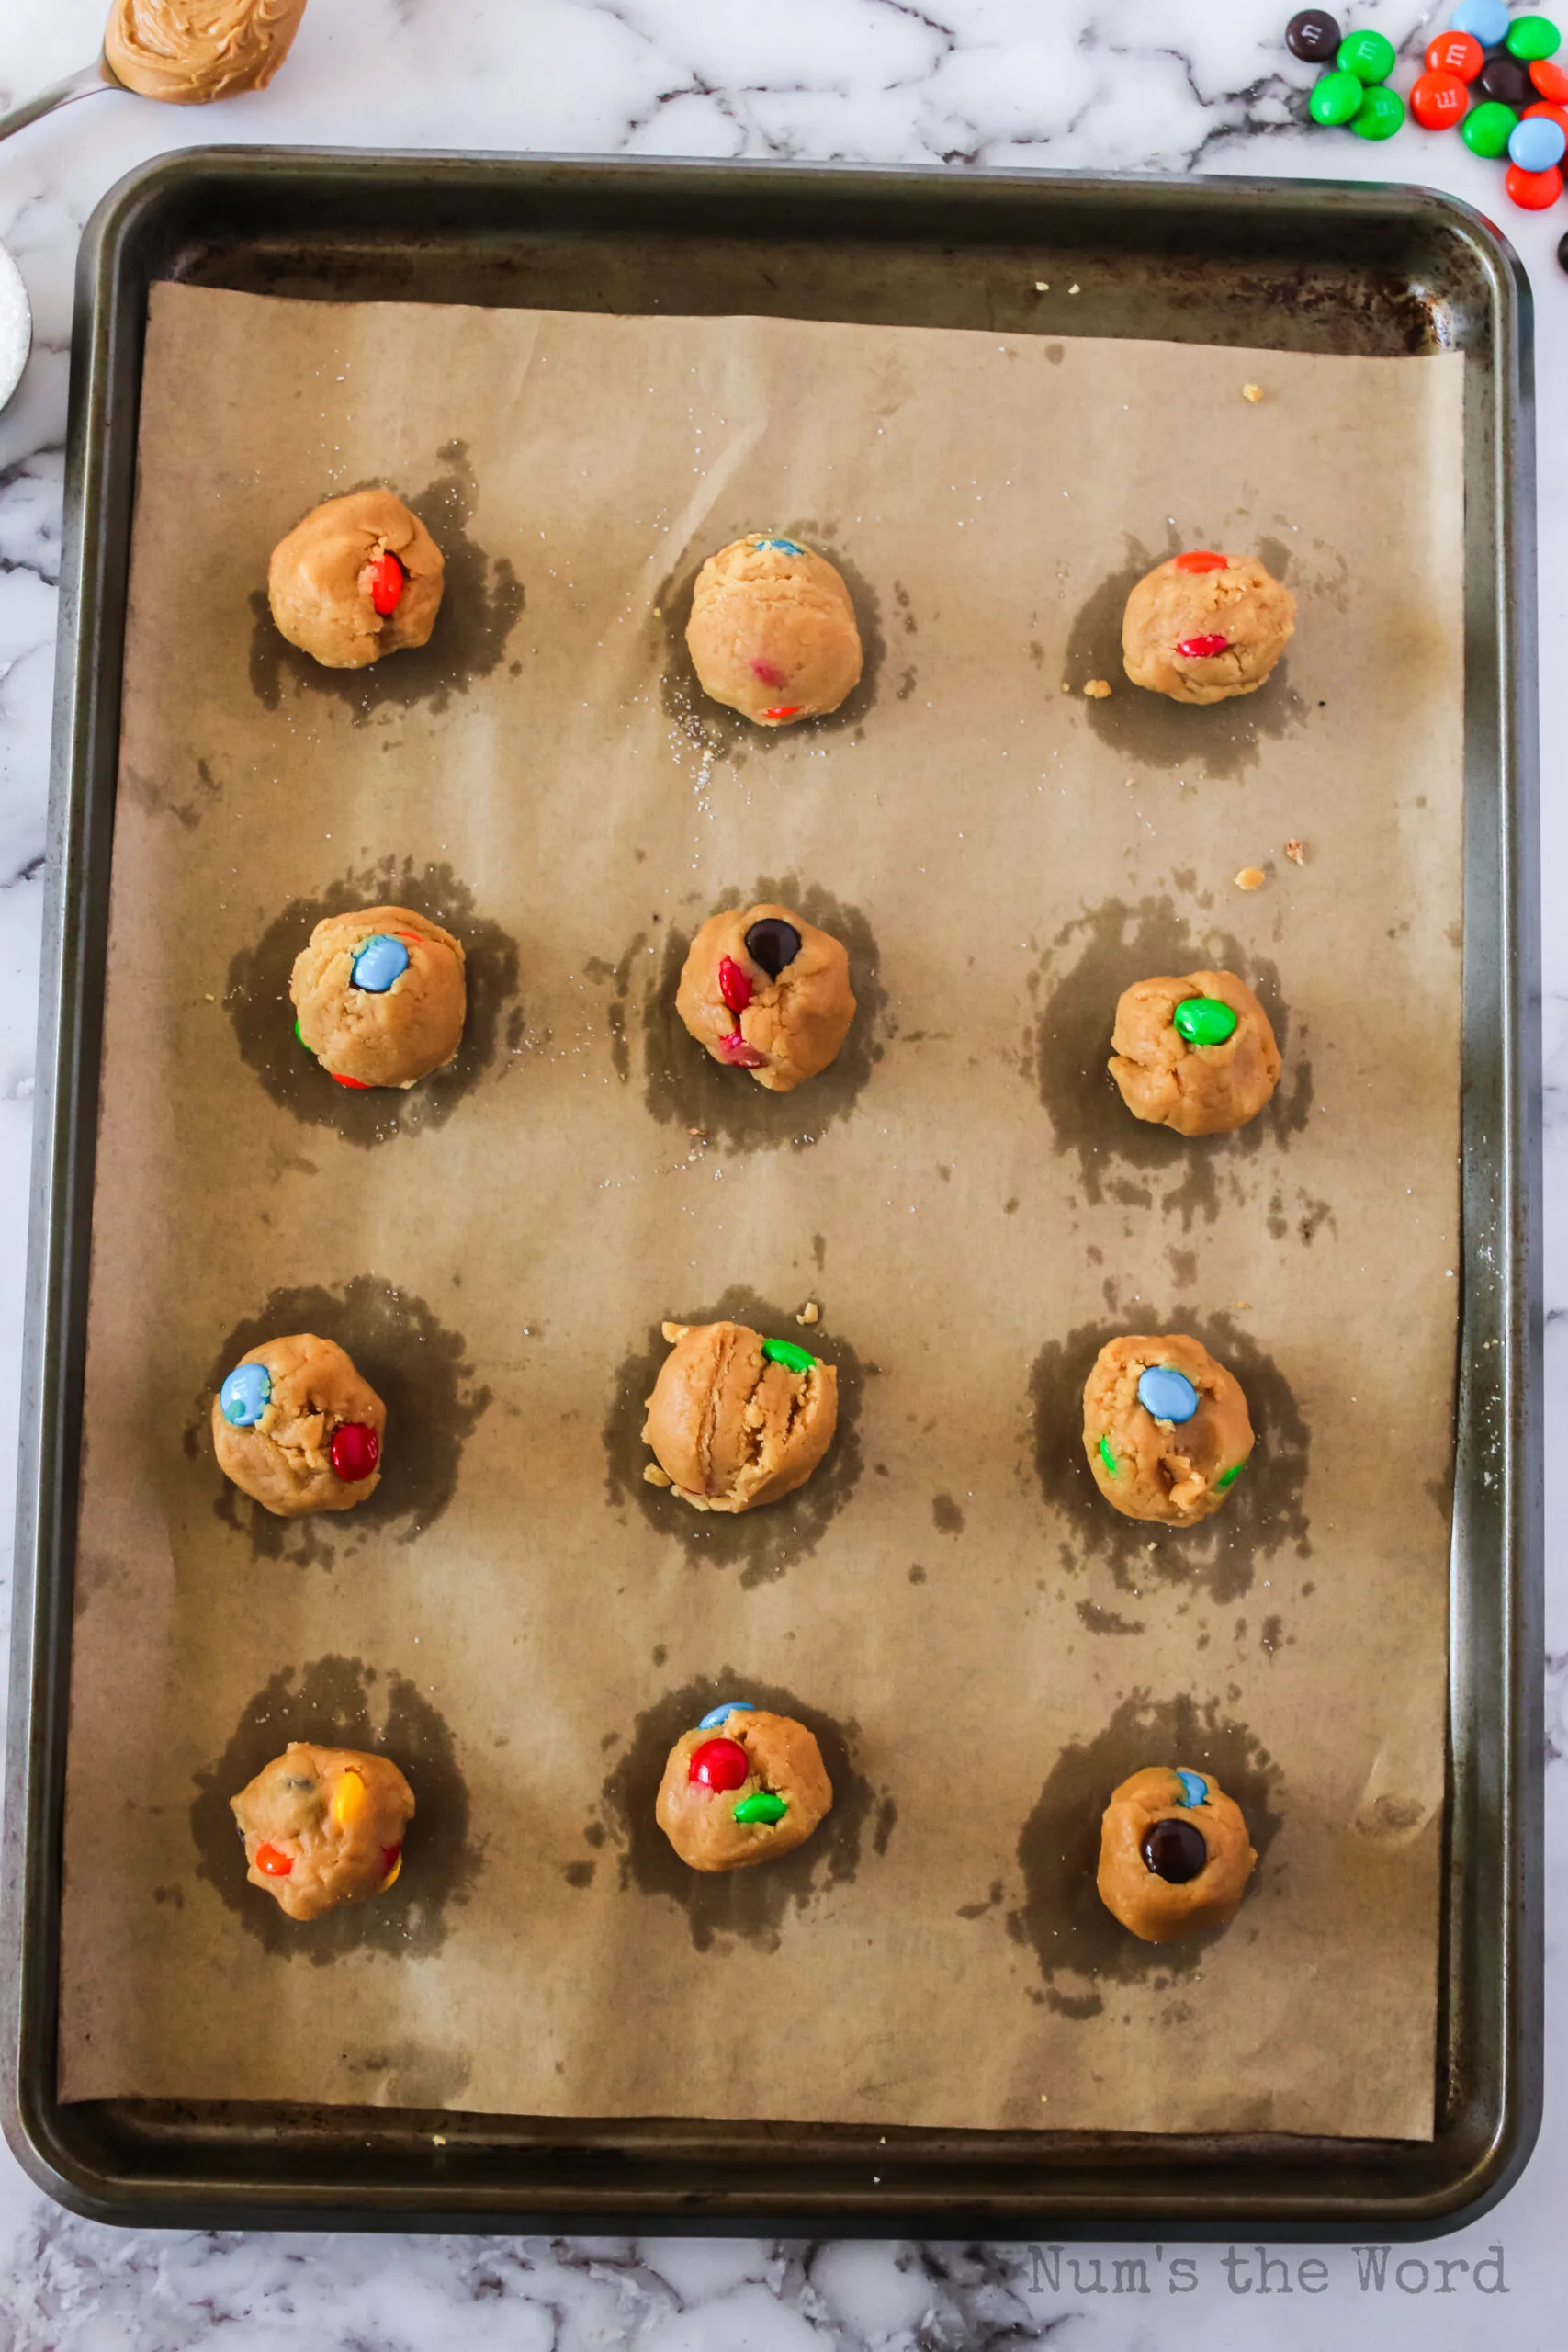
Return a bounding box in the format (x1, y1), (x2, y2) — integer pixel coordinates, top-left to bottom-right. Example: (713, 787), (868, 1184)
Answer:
(1290, 4), (1568, 217)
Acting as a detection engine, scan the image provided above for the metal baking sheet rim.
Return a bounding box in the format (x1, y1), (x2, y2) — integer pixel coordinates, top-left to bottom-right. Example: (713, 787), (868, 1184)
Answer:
(0, 149), (1542, 2234)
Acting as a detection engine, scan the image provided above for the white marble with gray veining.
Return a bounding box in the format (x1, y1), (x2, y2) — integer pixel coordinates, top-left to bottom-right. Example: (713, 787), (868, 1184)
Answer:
(1, 0), (1565, 2341)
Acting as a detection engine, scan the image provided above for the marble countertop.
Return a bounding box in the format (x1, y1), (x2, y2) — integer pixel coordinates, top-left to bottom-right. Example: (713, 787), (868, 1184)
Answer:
(0, 0), (1563, 2341)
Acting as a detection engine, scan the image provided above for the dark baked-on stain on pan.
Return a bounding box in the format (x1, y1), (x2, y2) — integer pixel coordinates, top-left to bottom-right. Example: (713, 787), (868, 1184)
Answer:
(1029, 1310), (1311, 1604)
(1030, 892), (1314, 1227)
(227, 855), (521, 1149)
(603, 1284), (867, 1588)
(1061, 536), (1303, 778)
(592, 1669), (889, 1954)
(189, 1274), (491, 1563)
(190, 1655), (477, 1963)
(248, 442), (525, 720)
(1007, 1689), (1283, 2014)
(639, 876), (886, 1152)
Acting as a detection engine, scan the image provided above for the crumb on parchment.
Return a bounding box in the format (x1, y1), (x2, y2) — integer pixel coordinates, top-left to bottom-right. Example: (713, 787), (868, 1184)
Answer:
(1285, 839), (1305, 865)
(1242, 382), (1263, 402)
(1084, 679), (1111, 699)
(1235, 866), (1266, 891)
(796, 1301), (820, 1327)
(1034, 279), (1050, 292)
(643, 1464), (672, 1487)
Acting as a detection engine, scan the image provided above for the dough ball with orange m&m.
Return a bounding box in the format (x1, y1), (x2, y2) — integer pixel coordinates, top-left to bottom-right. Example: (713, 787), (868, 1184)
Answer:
(685, 534), (863, 724)
(290, 905), (466, 1090)
(268, 489), (443, 669)
(1122, 548), (1295, 704)
(231, 1742), (413, 1922)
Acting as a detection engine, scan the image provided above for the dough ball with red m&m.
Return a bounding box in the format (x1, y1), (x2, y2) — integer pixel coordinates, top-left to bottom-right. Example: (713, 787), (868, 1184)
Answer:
(290, 905), (466, 1090)
(1122, 548), (1295, 704)
(213, 1332), (385, 1518)
(267, 488), (444, 669)
(656, 1704), (833, 1871)
(231, 1742), (413, 1921)
(675, 901), (855, 1092)
(685, 535), (863, 724)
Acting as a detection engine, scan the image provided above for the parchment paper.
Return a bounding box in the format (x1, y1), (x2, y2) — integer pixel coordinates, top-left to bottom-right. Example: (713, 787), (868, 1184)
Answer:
(58, 283), (1465, 2139)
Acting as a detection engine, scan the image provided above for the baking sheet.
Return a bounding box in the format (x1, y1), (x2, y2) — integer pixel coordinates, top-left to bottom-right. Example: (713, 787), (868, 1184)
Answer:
(57, 283), (1464, 2139)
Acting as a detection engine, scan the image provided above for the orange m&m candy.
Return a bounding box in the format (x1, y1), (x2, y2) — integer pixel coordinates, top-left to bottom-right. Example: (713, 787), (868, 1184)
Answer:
(1427, 30), (1483, 81)
(1174, 550), (1228, 574)
(1506, 161), (1564, 208)
(1530, 58), (1568, 103)
(1412, 70), (1469, 129)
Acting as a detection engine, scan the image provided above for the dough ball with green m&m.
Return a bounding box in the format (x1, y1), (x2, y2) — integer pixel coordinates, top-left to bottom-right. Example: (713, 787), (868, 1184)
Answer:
(231, 1742), (413, 1921)
(1084, 1332), (1253, 1525)
(268, 488), (444, 670)
(1097, 1765), (1256, 1943)
(685, 534), (863, 724)
(642, 1320), (838, 1513)
(676, 900), (856, 1091)
(656, 1702), (833, 1871)
(213, 1333), (384, 1518)
(291, 904), (466, 1091)
(1109, 967), (1280, 1136)
(1122, 548), (1294, 704)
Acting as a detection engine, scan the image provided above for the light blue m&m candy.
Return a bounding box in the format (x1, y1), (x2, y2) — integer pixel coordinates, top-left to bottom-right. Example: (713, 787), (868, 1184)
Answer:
(698, 1700), (755, 1730)
(1510, 112), (1568, 170)
(1451, 0), (1510, 45)
(1174, 1769), (1209, 1809)
(350, 933), (410, 993)
(220, 1362), (271, 1428)
(1136, 1365), (1200, 1424)
(753, 537), (806, 555)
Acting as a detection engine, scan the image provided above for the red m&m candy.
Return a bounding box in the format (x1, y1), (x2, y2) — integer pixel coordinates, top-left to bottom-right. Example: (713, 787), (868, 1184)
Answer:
(1174, 549), (1228, 573)
(1525, 99), (1568, 135)
(717, 955), (752, 1015)
(1176, 634), (1231, 659)
(688, 1737), (750, 1792)
(330, 1421), (379, 1483)
(254, 1842), (293, 1877)
(1506, 161), (1564, 207)
(1532, 58), (1568, 102)
(367, 550), (405, 616)
(1427, 31), (1484, 82)
(1412, 69), (1469, 129)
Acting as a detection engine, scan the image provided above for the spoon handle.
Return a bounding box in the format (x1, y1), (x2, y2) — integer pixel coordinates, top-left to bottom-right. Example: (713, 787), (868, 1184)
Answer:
(0, 58), (116, 146)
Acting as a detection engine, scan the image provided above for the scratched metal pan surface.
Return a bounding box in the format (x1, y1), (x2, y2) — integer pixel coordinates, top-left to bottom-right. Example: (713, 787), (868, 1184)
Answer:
(0, 152), (1540, 2233)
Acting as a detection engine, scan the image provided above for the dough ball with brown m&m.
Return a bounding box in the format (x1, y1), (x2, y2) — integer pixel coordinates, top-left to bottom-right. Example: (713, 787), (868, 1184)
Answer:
(291, 905), (466, 1091)
(1109, 968), (1280, 1136)
(676, 901), (856, 1092)
(642, 1320), (837, 1513)
(1083, 1332), (1253, 1525)
(656, 1702), (833, 1872)
(1122, 548), (1294, 704)
(1097, 1764), (1256, 1943)
(231, 1741), (414, 1921)
(268, 488), (444, 670)
(213, 1332), (384, 1518)
(686, 535), (863, 724)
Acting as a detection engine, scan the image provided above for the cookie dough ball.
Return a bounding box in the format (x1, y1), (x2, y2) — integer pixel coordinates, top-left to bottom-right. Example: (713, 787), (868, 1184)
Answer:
(105, 0), (307, 105)
(1084, 1333), (1253, 1525)
(686, 535), (863, 725)
(656, 1702), (833, 1871)
(231, 1741), (414, 1922)
(268, 489), (444, 670)
(290, 905), (466, 1090)
(643, 1320), (837, 1513)
(675, 902), (856, 1092)
(1109, 969), (1280, 1136)
(1122, 550), (1295, 704)
(1097, 1765), (1257, 1943)
(213, 1332), (384, 1518)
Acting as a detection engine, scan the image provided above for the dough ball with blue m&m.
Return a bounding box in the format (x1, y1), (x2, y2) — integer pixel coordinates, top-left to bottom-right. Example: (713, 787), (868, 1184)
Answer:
(268, 489), (443, 670)
(675, 900), (856, 1091)
(642, 1319), (838, 1512)
(1109, 967), (1280, 1136)
(656, 1704), (833, 1872)
(685, 535), (863, 724)
(213, 1332), (384, 1518)
(290, 904), (465, 1090)
(1097, 1765), (1257, 1944)
(1084, 1332), (1253, 1525)
(231, 1741), (413, 1922)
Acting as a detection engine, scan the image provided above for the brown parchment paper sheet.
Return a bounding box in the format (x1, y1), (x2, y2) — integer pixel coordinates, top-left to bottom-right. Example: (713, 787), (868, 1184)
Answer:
(58, 284), (1464, 2139)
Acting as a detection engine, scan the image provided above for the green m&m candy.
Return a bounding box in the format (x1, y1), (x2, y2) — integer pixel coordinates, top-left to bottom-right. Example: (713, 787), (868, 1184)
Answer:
(1216, 1462), (1246, 1492)
(733, 1790), (788, 1826)
(761, 1337), (817, 1374)
(1507, 16), (1562, 62)
(1173, 995), (1239, 1047)
(1350, 84), (1405, 139)
(1462, 99), (1519, 157)
(1098, 1433), (1118, 1476)
(1338, 28), (1395, 82)
(1310, 67), (1364, 124)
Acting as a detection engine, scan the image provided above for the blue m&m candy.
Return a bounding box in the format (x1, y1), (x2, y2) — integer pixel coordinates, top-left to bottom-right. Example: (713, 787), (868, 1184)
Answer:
(1174, 1769), (1210, 1808)
(698, 1700), (755, 1729)
(1137, 1365), (1200, 1424)
(1451, 0), (1512, 46)
(752, 537), (806, 555)
(351, 933), (410, 993)
(1510, 111), (1568, 167)
(220, 1362), (272, 1427)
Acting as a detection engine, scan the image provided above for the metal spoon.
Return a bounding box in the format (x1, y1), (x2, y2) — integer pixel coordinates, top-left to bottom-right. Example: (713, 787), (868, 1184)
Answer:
(0, 53), (121, 145)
